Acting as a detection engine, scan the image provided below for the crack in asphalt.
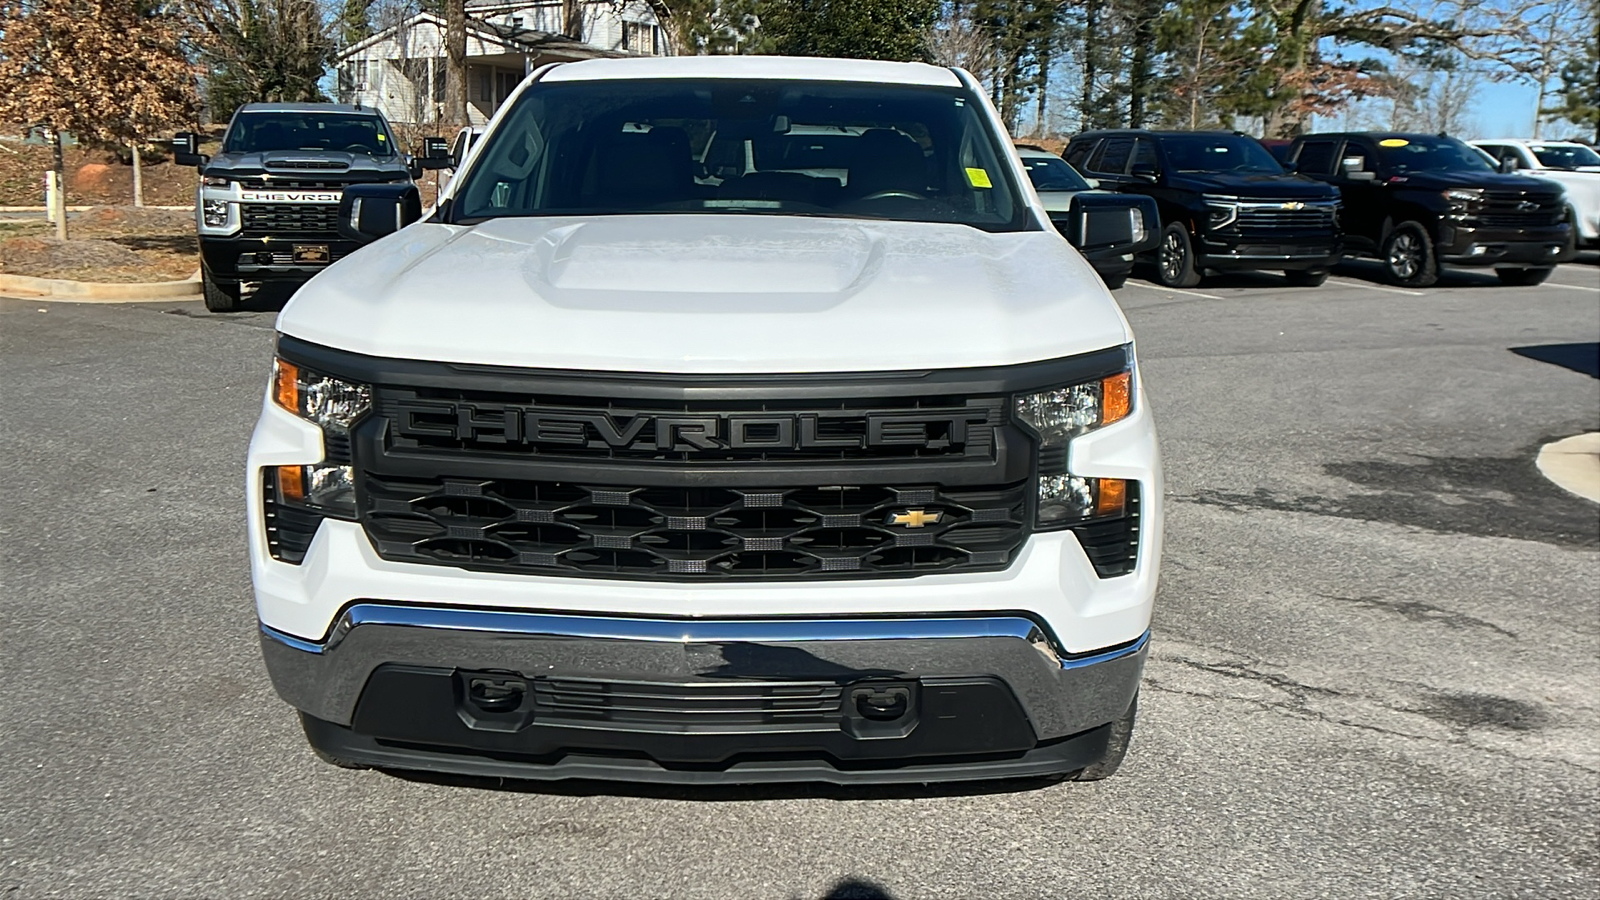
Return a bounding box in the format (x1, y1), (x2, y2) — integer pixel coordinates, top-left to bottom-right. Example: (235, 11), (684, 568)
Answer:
(1323, 593), (1518, 638)
(1146, 651), (1600, 776)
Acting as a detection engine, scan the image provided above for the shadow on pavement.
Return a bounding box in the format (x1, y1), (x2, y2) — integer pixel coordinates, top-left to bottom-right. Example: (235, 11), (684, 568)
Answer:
(819, 878), (896, 899)
(1511, 342), (1600, 379)
(382, 767), (1066, 802)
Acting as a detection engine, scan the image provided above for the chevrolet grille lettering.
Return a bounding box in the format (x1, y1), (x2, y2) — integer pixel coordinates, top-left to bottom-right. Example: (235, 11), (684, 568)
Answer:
(887, 509), (942, 528)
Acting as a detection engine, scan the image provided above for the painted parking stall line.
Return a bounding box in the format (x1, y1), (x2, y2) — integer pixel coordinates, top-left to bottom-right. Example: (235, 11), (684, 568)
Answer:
(1326, 277), (1425, 296)
(1121, 281), (1225, 300)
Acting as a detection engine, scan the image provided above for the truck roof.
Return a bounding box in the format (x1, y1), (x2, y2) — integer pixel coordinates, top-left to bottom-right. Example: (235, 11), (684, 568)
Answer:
(236, 102), (378, 115)
(540, 55), (963, 88)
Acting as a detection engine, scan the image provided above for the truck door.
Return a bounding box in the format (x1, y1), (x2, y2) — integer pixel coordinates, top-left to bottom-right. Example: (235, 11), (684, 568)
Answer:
(1330, 139), (1385, 254)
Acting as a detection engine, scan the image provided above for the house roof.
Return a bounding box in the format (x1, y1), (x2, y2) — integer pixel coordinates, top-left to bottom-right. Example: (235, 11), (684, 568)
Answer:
(542, 56), (963, 86)
(337, 12), (621, 62)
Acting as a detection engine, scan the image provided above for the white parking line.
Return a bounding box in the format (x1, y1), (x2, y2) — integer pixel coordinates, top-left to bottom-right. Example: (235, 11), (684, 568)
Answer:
(1543, 281), (1599, 293)
(1326, 278), (1425, 296)
(1120, 282), (1224, 300)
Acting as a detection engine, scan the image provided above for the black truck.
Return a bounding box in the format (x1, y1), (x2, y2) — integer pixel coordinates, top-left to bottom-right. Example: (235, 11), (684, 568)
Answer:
(1065, 130), (1342, 287)
(1283, 132), (1573, 287)
(174, 103), (446, 311)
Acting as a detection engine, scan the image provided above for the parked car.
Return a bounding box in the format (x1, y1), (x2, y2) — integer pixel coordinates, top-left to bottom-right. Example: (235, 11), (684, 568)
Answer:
(1286, 132), (1573, 286)
(1470, 139), (1600, 249)
(1065, 129), (1342, 287)
(172, 103), (448, 311)
(249, 56), (1161, 785)
(1017, 146), (1159, 288)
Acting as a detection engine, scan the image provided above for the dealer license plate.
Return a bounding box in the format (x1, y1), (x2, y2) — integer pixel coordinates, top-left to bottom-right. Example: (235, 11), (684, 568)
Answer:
(293, 244), (330, 264)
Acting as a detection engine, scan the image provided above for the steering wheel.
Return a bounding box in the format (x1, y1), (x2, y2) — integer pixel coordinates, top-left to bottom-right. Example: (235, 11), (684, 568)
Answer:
(859, 189), (927, 201)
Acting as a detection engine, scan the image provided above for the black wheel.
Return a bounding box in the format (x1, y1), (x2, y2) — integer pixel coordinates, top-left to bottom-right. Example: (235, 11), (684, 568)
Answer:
(202, 269), (241, 312)
(1099, 269), (1129, 289)
(1496, 266), (1554, 286)
(1156, 223), (1203, 288)
(1074, 692), (1138, 781)
(1381, 221), (1439, 287)
(1284, 269), (1329, 287)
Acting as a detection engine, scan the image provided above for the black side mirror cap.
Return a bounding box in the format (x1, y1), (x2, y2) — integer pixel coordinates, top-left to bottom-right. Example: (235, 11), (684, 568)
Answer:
(337, 182), (423, 245)
(1055, 192), (1161, 257)
(412, 136), (452, 173)
(172, 132), (209, 169)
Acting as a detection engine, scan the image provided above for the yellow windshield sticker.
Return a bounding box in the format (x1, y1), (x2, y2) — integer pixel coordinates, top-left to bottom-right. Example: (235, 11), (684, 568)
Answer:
(1379, 138), (1409, 147)
(377, 134), (386, 141)
(965, 167), (993, 188)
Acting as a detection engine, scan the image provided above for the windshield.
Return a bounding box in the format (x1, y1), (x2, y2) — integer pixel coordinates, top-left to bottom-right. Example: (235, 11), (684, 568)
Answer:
(1374, 136), (1493, 173)
(1531, 143), (1600, 169)
(1161, 135), (1284, 174)
(1022, 156), (1091, 191)
(225, 112), (396, 157)
(450, 79), (1024, 230)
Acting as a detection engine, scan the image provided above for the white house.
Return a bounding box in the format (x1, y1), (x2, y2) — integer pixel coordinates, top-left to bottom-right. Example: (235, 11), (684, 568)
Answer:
(337, 0), (668, 127)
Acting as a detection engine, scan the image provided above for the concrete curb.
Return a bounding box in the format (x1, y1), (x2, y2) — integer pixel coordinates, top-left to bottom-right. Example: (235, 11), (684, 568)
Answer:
(1536, 432), (1600, 504)
(0, 271), (200, 301)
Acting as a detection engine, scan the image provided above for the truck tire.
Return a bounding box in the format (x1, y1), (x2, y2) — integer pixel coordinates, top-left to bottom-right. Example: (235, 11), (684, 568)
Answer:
(1284, 269), (1329, 287)
(1156, 223), (1203, 288)
(1496, 267), (1554, 286)
(1073, 692), (1138, 781)
(1381, 221), (1439, 288)
(203, 271), (241, 312)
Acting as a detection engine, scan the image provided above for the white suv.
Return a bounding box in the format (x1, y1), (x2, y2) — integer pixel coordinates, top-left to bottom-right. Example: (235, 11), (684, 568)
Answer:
(247, 56), (1162, 785)
(1472, 139), (1600, 248)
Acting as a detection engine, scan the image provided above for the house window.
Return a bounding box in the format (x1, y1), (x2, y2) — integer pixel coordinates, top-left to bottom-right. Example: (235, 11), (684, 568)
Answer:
(432, 58), (446, 103)
(623, 20), (655, 54)
(507, 15), (521, 28)
(476, 71), (492, 103)
(352, 59), (368, 87)
(496, 71), (519, 105)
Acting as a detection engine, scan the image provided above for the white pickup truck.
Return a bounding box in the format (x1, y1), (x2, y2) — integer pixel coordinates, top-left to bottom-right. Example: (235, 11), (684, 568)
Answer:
(247, 56), (1162, 785)
(1472, 139), (1600, 249)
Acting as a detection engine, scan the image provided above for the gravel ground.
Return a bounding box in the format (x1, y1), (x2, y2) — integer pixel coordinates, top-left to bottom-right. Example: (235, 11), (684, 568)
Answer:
(1, 260), (1597, 899)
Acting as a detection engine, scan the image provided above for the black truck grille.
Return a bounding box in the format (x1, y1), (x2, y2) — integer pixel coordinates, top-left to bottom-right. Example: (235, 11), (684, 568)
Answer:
(361, 474), (1029, 581)
(1474, 192), (1565, 228)
(242, 203), (341, 236)
(536, 678), (845, 726)
(1233, 204), (1337, 230)
(375, 389), (1003, 464)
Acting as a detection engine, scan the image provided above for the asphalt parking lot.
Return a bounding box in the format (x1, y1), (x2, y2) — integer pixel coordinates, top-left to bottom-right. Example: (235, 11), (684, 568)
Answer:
(2, 259), (1597, 898)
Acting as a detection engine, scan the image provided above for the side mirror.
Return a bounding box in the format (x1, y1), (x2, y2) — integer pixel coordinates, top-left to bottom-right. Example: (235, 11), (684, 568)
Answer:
(1498, 157), (1518, 173)
(337, 182), (423, 245)
(1129, 162), (1159, 182)
(1083, 177), (1100, 189)
(411, 136), (452, 175)
(1055, 192), (1161, 256)
(172, 132), (209, 169)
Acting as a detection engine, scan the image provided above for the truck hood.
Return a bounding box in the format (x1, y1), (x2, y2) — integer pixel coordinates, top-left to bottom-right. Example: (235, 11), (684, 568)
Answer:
(1388, 169), (1566, 197)
(203, 150), (411, 180)
(1163, 172), (1338, 200)
(277, 215), (1131, 374)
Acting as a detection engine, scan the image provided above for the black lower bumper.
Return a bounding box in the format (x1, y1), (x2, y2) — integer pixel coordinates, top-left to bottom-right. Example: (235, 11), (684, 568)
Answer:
(261, 607), (1148, 784)
(1436, 223), (1571, 267)
(1197, 235), (1342, 272)
(199, 234), (358, 284)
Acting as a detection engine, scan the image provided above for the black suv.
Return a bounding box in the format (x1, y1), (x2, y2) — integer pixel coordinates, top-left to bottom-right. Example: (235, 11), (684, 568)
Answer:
(1284, 132), (1573, 287)
(173, 103), (446, 311)
(1065, 130), (1342, 287)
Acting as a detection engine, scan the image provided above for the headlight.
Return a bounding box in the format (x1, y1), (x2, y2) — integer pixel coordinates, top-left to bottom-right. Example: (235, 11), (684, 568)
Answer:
(1444, 189), (1483, 202)
(1014, 369), (1133, 528)
(1129, 208), (1147, 244)
(268, 357), (370, 520)
(272, 358), (372, 433)
(202, 175), (231, 186)
(202, 198), (230, 227)
(1204, 198), (1238, 229)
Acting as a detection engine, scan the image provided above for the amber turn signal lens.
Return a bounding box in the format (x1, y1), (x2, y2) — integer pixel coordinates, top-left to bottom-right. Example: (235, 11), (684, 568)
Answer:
(1095, 477), (1127, 516)
(276, 465), (305, 503)
(273, 358), (299, 414)
(1101, 371), (1131, 426)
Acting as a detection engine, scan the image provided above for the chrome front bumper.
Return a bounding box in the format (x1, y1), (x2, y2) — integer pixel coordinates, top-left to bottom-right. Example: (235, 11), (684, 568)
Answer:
(261, 604), (1149, 743)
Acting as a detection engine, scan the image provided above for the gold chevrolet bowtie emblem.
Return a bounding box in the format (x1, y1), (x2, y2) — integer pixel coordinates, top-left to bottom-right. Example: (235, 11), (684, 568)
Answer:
(1280, 201), (1306, 210)
(888, 509), (942, 528)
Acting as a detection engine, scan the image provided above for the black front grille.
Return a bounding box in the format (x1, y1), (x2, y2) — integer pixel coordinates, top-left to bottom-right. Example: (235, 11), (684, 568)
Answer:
(361, 473), (1029, 581)
(1232, 205), (1337, 230)
(375, 388), (1003, 464)
(535, 678), (845, 727)
(238, 178), (346, 190)
(242, 203), (341, 237)
(1474, 193), (1565, 228)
